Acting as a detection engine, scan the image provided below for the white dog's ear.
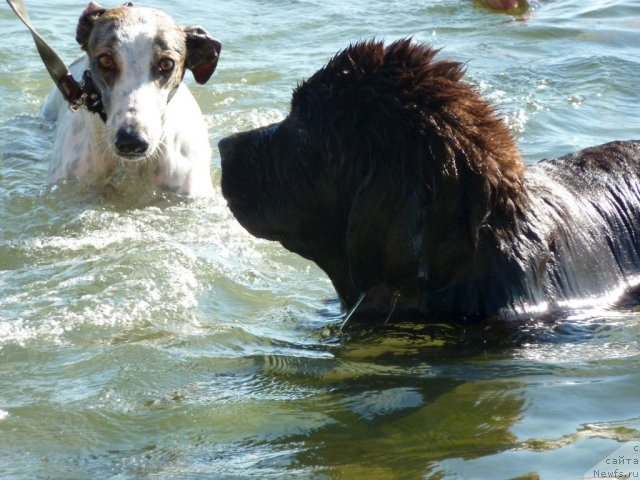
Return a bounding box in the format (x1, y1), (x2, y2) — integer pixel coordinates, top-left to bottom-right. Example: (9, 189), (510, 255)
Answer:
(184, 26), (221, 84)
(76, 2), (106, 50)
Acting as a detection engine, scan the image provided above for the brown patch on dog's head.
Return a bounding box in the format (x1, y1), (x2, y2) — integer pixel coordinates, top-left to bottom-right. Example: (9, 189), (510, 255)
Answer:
(220, 39), (526, 312)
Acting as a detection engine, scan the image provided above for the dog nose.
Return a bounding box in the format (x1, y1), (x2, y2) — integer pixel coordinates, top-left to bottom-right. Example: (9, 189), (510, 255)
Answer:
(115, 128), (150, 157)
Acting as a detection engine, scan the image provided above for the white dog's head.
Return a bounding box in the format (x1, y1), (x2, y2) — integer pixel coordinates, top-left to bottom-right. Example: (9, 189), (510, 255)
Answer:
(76, 2), (221, 160)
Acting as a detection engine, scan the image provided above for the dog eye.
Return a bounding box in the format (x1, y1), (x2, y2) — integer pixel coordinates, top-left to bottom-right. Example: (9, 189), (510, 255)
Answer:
(97, 54), (115, 70)
(158, 58), (175, 73)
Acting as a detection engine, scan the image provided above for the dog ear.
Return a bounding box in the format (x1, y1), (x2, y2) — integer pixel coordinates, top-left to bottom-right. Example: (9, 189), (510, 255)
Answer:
(344, 165), (492, 298)
(184, 26), (221, 84)
(345, 183), (427, 296)
(76, 2), (106, 50)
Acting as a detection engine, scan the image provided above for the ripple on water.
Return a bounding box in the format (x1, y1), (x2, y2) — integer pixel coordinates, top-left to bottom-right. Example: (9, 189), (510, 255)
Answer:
(1, 1), (640, 478)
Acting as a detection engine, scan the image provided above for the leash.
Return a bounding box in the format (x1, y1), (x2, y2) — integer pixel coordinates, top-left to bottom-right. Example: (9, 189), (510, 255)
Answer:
(6, 0), (106, 122)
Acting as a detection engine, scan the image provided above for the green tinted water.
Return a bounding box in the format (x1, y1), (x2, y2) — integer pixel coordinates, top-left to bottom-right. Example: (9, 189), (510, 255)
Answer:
(1, 1), (639, 478)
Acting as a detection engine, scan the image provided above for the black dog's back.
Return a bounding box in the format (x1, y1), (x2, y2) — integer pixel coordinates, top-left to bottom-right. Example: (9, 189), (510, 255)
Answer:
(529, 140), (640, 294)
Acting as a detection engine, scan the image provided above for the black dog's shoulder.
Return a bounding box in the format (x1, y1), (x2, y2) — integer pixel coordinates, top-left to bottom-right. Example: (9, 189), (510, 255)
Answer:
(537, 140), (640, 175)
(530, 140), (640, 205)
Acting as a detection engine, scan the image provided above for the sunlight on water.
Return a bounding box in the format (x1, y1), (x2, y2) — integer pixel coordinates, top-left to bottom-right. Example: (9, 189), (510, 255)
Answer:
(0, 1), (639, 479)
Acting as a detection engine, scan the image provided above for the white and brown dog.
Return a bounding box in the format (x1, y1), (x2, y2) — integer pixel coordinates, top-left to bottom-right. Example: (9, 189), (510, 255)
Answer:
(41, 2), (221, 196)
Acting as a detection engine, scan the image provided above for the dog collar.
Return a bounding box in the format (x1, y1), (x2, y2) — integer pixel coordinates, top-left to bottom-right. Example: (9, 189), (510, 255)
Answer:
(7, 0), (107, 123)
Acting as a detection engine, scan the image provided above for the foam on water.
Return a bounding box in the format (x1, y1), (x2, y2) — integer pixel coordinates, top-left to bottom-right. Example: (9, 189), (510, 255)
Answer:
(0, 1), (639, 479)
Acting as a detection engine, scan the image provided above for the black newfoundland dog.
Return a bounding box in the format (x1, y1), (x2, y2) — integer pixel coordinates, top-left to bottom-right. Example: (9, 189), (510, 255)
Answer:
(219, 39), (640, 323)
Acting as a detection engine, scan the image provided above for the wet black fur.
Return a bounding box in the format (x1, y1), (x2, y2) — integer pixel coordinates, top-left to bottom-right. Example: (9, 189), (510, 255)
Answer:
(220, 39), (640, 322)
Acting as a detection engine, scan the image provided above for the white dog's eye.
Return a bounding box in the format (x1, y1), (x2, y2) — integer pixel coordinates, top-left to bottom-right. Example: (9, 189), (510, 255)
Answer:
(158, 58), (175, 73)
(97, 54), (115, 70)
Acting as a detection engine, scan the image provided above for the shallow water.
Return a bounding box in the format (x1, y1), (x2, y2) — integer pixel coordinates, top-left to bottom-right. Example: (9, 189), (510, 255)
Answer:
(1, 0), (639, 479)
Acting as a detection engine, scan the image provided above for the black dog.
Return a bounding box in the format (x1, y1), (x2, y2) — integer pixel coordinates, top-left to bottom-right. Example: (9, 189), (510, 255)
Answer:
(219, 39), (640, 322)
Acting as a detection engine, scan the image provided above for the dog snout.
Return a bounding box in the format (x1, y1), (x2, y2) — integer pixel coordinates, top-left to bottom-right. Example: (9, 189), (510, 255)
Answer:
(219, 124), (278, 165)
(115, 127), (150, 157)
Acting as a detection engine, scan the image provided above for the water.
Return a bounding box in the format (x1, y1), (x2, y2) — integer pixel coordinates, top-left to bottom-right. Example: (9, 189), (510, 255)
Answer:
(1, 0), (639, 478)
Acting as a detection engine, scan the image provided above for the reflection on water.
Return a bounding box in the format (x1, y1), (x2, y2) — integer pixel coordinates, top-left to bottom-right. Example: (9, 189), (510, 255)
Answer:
(0, 0), (640, 478)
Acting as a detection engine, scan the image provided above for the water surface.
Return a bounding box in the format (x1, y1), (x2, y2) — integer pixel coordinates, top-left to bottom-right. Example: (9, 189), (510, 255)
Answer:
(1, 0), (639, 478)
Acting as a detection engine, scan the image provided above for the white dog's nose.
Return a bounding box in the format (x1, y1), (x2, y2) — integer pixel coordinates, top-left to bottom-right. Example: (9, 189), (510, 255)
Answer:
(115, 127), (150, 157)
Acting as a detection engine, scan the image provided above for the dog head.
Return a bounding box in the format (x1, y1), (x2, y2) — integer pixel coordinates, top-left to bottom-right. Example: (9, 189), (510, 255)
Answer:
(76, 2), (221, 160)
(220, 39), (524, 315)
